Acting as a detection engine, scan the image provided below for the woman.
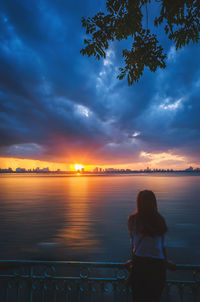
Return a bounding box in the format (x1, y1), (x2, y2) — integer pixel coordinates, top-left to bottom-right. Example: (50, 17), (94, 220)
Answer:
(127, 190), (168, 302)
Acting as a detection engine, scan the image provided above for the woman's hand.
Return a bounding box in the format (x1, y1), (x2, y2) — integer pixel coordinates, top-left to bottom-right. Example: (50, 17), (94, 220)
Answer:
(165, 260), (177, 271)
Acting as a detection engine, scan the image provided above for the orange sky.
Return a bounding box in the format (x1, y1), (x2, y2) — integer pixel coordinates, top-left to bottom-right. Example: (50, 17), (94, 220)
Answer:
(0, 153), (197, 171)
(0, 157), (69, 171)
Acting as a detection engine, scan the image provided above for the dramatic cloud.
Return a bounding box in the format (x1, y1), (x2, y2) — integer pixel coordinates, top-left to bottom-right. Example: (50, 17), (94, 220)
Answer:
(0, 0), (200, 169)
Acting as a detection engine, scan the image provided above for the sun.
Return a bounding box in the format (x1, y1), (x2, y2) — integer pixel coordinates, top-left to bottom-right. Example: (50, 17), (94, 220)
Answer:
(74, 164), (84, 171)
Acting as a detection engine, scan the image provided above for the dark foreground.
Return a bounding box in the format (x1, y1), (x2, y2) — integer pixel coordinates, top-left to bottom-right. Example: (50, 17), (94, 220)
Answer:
(0, 260), (199, 302)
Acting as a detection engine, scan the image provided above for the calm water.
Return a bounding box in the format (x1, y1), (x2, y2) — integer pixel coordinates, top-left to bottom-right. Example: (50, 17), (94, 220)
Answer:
(0, 173), (200, 266)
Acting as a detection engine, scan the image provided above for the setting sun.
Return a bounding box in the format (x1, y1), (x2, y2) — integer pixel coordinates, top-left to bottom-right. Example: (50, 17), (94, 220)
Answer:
(74, 164), (84, 171)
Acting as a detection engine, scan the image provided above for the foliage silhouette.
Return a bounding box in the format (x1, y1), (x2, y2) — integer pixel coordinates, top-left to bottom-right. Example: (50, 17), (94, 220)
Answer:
(81, 0), (200, 85)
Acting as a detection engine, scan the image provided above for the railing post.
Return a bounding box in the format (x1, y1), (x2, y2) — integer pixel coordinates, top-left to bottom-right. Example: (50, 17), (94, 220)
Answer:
(113, 280), (117, 302)
(192, 284), (197, 302)
(14, 274), (21, 302)
(178, 284), (184, 302)
(88, 280), (93, 302)
(64, 282), (72, 302)
(165, 282), (171, 302)
(100, 281), (105, 301)
(5, 279), (11, 302)
(28, 265), (34, 302)
(54, 281), (59, 302)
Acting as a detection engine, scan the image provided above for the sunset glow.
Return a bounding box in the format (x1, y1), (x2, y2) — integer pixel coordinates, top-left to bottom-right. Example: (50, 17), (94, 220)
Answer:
(74, 164), (84, 171)
(0, 156), (198, 172)
(0, 157), (68, 171)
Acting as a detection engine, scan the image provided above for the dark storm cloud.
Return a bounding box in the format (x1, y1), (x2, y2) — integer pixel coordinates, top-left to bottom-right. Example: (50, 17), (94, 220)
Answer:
(0, 0), (199, 166)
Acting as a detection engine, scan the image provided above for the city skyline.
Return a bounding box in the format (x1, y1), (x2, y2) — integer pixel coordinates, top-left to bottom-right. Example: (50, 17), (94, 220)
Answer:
(1, 165), (199, 174)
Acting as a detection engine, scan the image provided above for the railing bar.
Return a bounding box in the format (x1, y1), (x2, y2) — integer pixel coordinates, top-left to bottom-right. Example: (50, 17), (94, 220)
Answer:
(0, 259), (199, 265)
(0, 260), (125, 267)
(0, 275), (128, 281)
(0, 274), (199, 284)
(176, 265), (200, 270)
(0, 260), (200, 271)
(167, 280), (200, 285)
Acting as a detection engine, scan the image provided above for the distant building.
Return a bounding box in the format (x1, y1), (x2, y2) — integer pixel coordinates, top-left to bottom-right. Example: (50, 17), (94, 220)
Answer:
(93, 167), (99, 173)
(16, 168), (26, 172)
(144, 167), (151, 172)
(185, 166), (194, 172)
(0, 168), (13, 173)
(81, 168), (85, 172)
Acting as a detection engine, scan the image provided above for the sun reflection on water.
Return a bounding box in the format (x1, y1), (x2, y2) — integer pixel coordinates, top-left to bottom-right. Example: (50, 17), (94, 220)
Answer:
(56, 177), (100, 252)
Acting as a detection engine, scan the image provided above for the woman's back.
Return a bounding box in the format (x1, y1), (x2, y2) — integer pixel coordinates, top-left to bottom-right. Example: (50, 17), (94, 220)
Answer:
(127, 190), (168, 302)
(132, 231), (165, 259)
(128, 212), (166, 259)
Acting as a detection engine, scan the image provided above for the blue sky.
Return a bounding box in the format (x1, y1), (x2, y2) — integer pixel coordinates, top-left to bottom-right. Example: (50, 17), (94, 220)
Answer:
(0, 0), (200, 170)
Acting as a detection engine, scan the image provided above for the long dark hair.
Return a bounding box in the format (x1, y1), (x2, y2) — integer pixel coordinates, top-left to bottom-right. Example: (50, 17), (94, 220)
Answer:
(128, 190), (167, 237)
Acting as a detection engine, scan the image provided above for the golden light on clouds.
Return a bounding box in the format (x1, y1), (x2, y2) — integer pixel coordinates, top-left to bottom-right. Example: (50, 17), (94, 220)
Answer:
(140, 151), (186, 167)
(0, 150), (193, 172)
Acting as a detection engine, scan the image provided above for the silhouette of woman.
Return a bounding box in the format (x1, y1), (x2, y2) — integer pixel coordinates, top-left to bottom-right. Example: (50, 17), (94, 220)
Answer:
(127, 190), (168, 302)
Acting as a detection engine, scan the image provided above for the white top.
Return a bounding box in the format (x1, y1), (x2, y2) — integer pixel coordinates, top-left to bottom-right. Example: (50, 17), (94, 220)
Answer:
(131, 229), (166, 259)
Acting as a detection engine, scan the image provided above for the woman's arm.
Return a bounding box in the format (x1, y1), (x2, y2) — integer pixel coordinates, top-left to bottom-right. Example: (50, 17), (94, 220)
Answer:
(127, 214), (136, 234)
(162, 236), (177, 271)
(127, 215), (133, 233)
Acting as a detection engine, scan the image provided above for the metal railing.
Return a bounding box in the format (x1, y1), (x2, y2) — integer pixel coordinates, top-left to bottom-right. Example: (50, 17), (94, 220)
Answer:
(0, 260), (199, 302)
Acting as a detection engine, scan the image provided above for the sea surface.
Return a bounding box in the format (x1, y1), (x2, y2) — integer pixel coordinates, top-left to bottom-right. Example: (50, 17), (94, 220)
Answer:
(0, 173), (200, 268)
